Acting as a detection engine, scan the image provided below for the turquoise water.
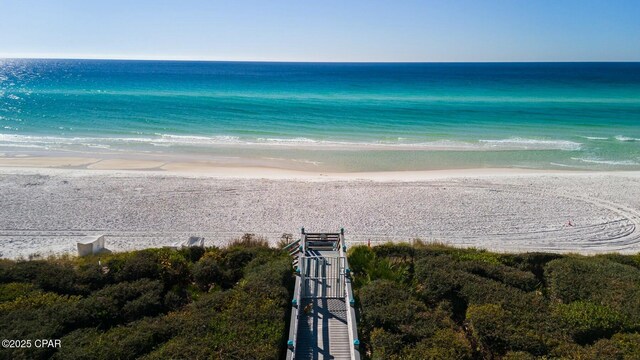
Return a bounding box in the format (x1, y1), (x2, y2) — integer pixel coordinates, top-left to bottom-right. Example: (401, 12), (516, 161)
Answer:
(1, 59), (639, 171)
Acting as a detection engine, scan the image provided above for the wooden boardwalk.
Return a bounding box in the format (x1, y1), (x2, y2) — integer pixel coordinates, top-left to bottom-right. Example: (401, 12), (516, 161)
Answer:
(295, 298), (351, 359)
(285, 231), (360, 360)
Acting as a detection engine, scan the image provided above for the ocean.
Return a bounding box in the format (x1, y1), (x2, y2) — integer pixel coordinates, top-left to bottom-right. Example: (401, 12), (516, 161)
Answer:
(1, 59), (639, 171)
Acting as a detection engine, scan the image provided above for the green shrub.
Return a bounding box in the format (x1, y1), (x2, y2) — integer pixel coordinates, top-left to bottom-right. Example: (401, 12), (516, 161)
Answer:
(551, 333), (640, 360)
(108, 251), (161, 282)
(0, 291), (80, 313)
(466, 303), (510, 356)
(466, 296), (568, 356)
(77, 279), (164, 328)
(144, 248), (291, 360)
(75, 262), (109, 291)
(546, 257), (640, 330)
(413, 255), (465, 305)
(141, 335), (214, 360)
(609, 332), (640, 359)
(0, 292), (83, 359)
(163, 285), (189, 310)
(500, 252), (564, 283)
(51, 327), (101, 360)
(596, 253), (640, 269)
(55, 316), (177, 360)
(157, 250), (191, 288)
(0, 243), (293, 360)
(458, 274), (529, 306)
(1, 260), (83, 295)
(0, 282), (38, 303)
(348, 246), (376, 275)
(587, 338), (626, 359)
(359, 279), (445, 345)
(459, 260), (538, 291)
(219, 247), (259, 286)
(359, 279), (410, 308)
(2, 241), (639, 359)
(450, 248), (503, 265)
(243, 256), (293, 301)
(369, 327), (405, 359)
(348, 245), (406, 287)
(401, 328), (473, 360)
(502, 351), (536, 360)
(106, 249), (192, 291)
(546, 257), (640, 303)
(354, 245), (640, 360)
(372, 243), (416, 262)
(555, 301), (624, 344)
(178, 246), (206, 263)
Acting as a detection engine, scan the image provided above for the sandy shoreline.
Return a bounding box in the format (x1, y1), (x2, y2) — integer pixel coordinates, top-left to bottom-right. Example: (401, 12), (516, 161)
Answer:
(0, 161), (639, 259)
(1, 155), (639, 181)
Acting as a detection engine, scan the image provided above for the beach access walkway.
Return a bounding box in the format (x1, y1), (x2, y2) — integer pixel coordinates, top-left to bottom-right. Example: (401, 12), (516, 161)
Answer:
(284, 230), (361, 360)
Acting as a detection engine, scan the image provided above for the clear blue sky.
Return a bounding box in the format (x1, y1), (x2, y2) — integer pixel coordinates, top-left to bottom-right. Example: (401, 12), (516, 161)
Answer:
(1, 0), (639, 62)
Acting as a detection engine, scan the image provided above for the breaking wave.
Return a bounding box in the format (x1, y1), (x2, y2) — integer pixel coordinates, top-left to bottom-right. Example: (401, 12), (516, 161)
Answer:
(0, 133), (586, 151)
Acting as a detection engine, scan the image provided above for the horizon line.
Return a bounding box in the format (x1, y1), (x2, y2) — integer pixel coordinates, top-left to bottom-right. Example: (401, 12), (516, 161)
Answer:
(2, 56), (639, 64)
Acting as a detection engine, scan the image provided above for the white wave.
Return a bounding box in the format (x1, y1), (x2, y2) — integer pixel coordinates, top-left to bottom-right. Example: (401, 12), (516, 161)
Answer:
(85, 144), (111, 149)
(0, 134), (65, 142)
(0, 143), (48, 149)
(262, 157), (323, 166)
(154, 134), (242, 145)
(251, 137), (480, 149)
(478, 137), (582, 151)
(615, 135), (640, 142)
(160, 134), (467, 149)
(571, 157), (639, 166)
(160, 134), (215, 140)
(257, 137), (318, 144)
(157, 133), (233, 141)
(0, 133), (585, 152)
(580, 136), (609, 140)
(549, 162), (574, 168)
(0, 133), (242, 146)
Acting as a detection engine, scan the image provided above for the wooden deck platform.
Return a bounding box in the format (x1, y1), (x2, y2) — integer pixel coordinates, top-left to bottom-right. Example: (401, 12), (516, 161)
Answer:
(295, 298), (351, 360)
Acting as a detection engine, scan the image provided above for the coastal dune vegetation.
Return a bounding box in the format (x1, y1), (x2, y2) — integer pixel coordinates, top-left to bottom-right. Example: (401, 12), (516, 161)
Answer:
(0, 235), (293, 360)
(349, 242), (640, 359)
(1, 236), (640, 359)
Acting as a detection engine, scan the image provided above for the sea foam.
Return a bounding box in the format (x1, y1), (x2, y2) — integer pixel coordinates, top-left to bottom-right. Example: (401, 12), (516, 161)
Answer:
(571, 157), (639, 166)
(478, 138), (582, 151)
(615, 135), (640, 142)
(0, 133), (588, 152)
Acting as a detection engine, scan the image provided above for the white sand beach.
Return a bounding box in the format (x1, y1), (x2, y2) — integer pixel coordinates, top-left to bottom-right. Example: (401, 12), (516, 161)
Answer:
(1, 157), (639, 259)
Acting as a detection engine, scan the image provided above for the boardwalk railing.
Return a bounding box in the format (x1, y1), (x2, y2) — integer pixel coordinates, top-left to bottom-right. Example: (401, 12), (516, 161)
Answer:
(340, 235), (360, 360)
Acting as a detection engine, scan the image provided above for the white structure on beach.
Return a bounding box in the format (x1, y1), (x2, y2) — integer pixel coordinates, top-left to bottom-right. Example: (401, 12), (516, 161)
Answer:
(170, 236), (205, 249)
(77, 235), (106, 256)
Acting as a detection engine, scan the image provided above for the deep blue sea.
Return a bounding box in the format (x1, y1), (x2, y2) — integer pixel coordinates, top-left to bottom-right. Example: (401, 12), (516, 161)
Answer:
(1, 59), (639, 171)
